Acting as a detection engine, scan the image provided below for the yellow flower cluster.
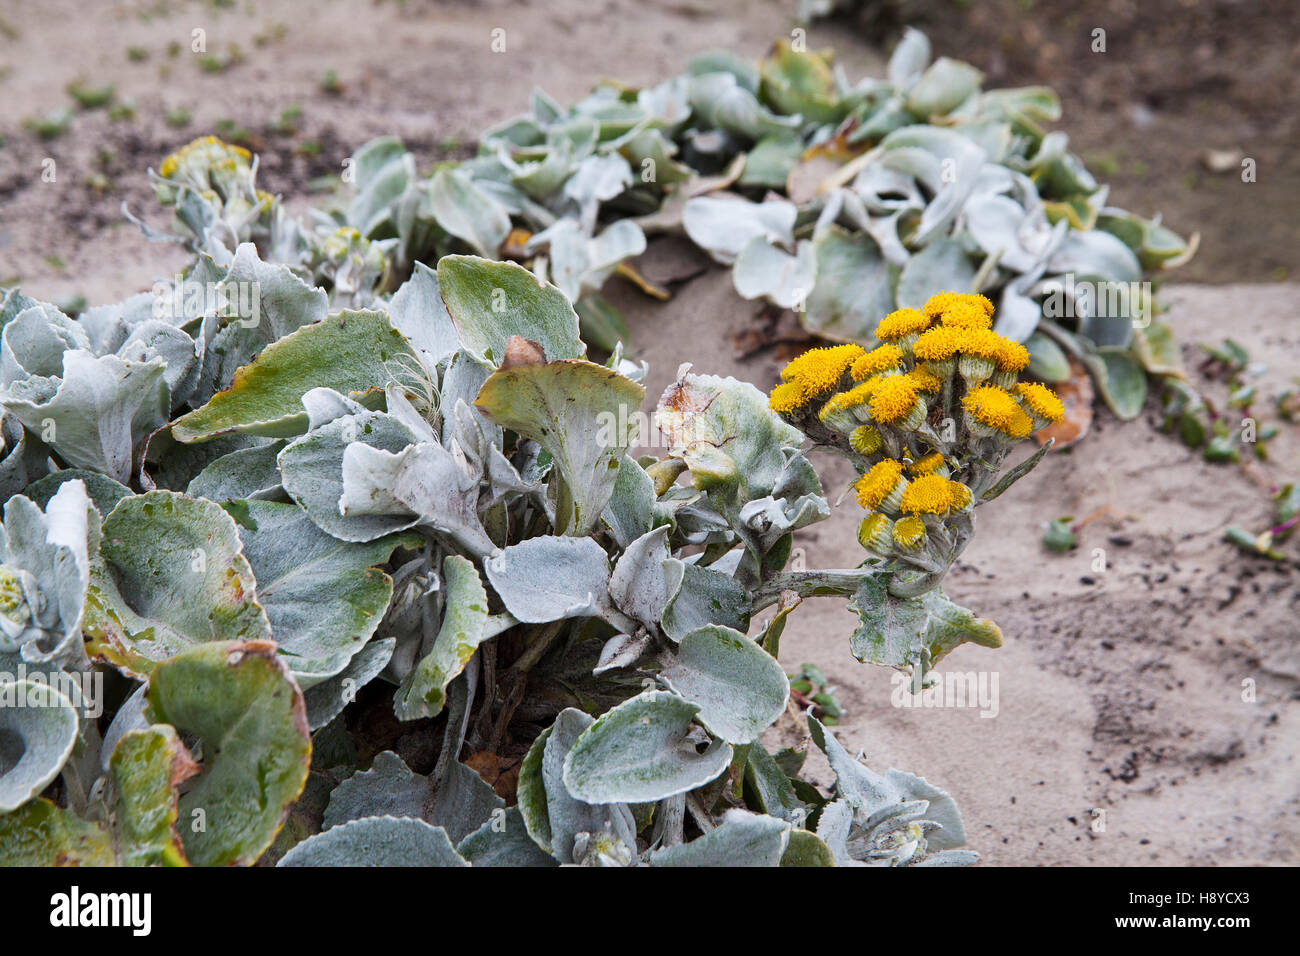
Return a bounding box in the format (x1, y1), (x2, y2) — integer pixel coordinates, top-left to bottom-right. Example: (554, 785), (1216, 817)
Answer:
(770, 291), (1065, 567)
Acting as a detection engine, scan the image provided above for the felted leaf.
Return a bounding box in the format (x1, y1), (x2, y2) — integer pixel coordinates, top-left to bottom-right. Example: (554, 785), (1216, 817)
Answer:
(650, 809), (790, 866)
(235, 500), (419, 687)
(802, 228), (895, 341)
(516, 708), (636, 863)
(323, 751), (503, 845)
(458, 806), (558, 867)
(562, 691), (732, 804)
(659, 558), (751, 641)
(682, 195), (796, 266)
(848, 576), (1001, 677)
(0, 797), (115, 866)
(428, 168), (513, 259)
(172, 310), (420, 443)
(483, 535), (612, 623)
(809, 715), (968, 853)
(145, 640), (312, 866)
(303, 636), (394, 730)
(0, 350), (168, 484)
(186, 441), (284, 501)
(0, 679), (79, 813)
(0, 479), (100, 665)
(22, 469), (131, 517)
(386, 261), (460, 371)
(436, 255), (584, 368)
(83, 491), (271, 677)
(278, 406), (427, 544)
(394, 554), (490, 720)
(277, 816), (468, 867)
(732, 236), (816, 310)
(109, 724), (199, 867)
(658, 625), (789, 744)
(476, 359), (644, 535)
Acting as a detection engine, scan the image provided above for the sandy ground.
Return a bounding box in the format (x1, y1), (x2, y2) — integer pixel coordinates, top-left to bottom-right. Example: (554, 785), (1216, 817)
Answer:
(1, 0), (1296, 865)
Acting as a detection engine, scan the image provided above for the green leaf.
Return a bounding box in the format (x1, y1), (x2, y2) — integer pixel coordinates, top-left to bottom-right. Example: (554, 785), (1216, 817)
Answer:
(780, 828), (836, 866)
(759, 41), (844, 125)
(659, 625), (788, 744)
(109, 725), (198, 867)
(483, 535), (612, 623)
(0, 798), (115, 866)
(428, 168), (512, 259)
(803, 228), (896, 341)
(84, 491), (271, 677)
(394, 555), (489, 720)
(650, 809), (790, 866)
(522, 708), (636, 864)
(0, 351), (168, 484)
(145, 640), (312, 867)
(277, 816), (469, 867)
(235, 500), (417, 687)
(22, 470), (131, 517)
(458, 806), (557, 867)
(0, 679), (79, 812)
(436, 255), (584, 367)
(1024, 332), (1071, 383)
(906, 57), (982, 117)
(1093, 346), (1149, 420)
(848, 577), (1001, 677)
(475, 359), (644, 535)
(172, 310), (420, 443)
(562, 691), (733, 804)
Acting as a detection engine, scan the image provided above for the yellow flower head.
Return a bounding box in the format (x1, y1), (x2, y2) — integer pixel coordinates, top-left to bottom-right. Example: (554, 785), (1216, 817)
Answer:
(995, 338), (1031, 373)
(900, 474), (959, 515)
(780, 344), (864, 400)
(849, 424), (883, 456)
(964, 293), (997, 317)
(909, 451), (947, 476)
(922, 291), (965, 318)
(1015, 381), (1065, 423)
(858, 513), (894, 554)
(906, 365), (944, 394)
(867, 374), (921, 425)
(963, 384), (1025, 432)
(820, 380), (876, 417)
(958, 327), (1004, 360)
(892, 515), (927, 550)
(948, 480), (973, 511)
(913, 325), (964, 362)
(875, 308), (931, 341)
(769, 381), (807, 414)
(940, 300), (993, 330)
(855, 459), (905, 510)
(850, 343), (905, 381)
